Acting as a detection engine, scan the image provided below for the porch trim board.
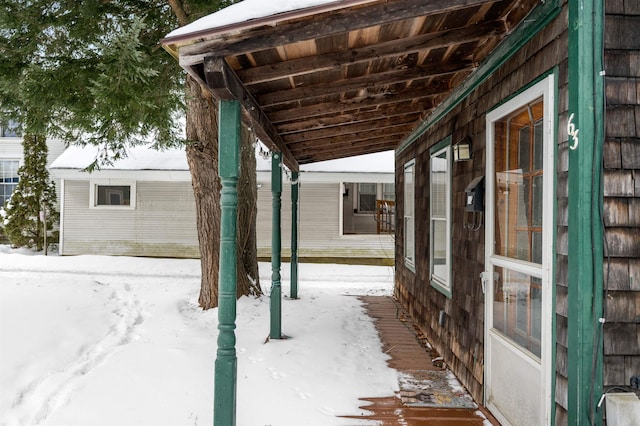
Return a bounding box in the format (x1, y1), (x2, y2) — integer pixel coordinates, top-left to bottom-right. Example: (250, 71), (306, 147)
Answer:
(567, 0), (605, 424)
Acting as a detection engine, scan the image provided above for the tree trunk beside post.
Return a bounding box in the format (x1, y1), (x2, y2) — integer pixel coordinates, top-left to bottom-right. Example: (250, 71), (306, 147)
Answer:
(184, 76), (262, 310)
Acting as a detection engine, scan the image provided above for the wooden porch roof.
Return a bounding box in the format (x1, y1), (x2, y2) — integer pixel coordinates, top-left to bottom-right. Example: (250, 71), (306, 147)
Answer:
(162, 0), (540, 171)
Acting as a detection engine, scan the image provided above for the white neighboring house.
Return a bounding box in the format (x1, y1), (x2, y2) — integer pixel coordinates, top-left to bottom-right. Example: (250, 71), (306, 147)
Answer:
(0, 125), (67, 209)
(50, 145), (395, 263)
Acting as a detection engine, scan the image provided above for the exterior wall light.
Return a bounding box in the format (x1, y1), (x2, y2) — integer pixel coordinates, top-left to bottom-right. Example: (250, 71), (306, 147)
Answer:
(453, 137), (472, 161)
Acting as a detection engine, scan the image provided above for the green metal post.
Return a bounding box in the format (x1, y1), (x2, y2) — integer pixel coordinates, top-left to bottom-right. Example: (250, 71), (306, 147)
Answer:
(290, 172), (299, 299)
(270, 152), (283, 339)
(567, 0), (604, 424)
(214, 99), (241, 426)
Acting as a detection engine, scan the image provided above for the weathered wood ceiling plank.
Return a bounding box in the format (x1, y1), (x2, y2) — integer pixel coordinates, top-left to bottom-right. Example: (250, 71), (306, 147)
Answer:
(266, 89), (442, 123)
(236, 20), (506, 85)
(256, 61), (474, 107)
(276, 110), (424, 134)
(282, 118), (419, 144)
(286, 125), (415, 149)
(170, 0), (541, 166)
(178, 0), (501, 64)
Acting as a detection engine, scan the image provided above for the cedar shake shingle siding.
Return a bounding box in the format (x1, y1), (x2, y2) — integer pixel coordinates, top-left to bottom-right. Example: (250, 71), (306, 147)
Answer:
(395, 1), (639, 422)
(602, 1), (640, 396)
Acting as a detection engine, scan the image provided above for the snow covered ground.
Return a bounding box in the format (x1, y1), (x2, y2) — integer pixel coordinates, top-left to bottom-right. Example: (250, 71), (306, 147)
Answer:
(0, 247), (398, 426)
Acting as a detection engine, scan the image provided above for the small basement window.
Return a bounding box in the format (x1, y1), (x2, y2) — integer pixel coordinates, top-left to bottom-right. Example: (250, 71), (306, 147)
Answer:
(90, 181), (136, 209)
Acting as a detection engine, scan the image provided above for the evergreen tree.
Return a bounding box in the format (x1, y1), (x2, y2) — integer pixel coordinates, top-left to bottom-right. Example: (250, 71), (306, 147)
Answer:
(1, 134), (58, 251)
(0, 0), (260, 308)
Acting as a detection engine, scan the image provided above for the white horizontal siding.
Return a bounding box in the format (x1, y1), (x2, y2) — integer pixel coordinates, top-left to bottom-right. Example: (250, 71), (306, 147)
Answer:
(0, 139), (66, 166)
(61, 177), (393, 261)
(0, 140), (23, 158)
(62, 180), (199, 257)
(256, 181), (394, 260)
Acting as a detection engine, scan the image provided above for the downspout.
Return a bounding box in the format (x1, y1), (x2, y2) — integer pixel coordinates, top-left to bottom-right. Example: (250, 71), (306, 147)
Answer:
(566, 0), (605, 424)
(214, 100), (241, 426)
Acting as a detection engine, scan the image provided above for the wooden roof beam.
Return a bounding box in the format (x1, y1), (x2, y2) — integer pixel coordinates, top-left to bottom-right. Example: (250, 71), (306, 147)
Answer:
(203, 56), (299, 171)
(238, 20), (506, 85)
(257, 61), (474, 107)
(282, 118), (418, 144)
(178, 0), (500, 64)
(277, 109), (424, 135)
(287, 125), (413, 149)
(267, 89), (443, 123)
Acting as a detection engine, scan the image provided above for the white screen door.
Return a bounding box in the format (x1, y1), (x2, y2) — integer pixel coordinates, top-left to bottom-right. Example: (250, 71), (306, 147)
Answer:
(484, 75), (554, 426)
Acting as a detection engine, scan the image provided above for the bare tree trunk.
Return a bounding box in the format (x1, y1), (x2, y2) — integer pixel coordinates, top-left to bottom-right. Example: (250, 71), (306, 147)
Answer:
(185, 77), (221, 309)
(185, 76), (262, 309)
(236, 127), (260, 298)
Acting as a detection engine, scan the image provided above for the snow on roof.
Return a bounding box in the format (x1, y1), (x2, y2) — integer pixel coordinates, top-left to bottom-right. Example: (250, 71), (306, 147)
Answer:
(50, 145), (188, 171)
(51, 144), (394, 174)
(165, 0), (375, 39)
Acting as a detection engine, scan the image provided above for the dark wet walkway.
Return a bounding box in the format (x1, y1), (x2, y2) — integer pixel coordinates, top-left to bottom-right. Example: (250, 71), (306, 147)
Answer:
(342, 296), (500, 425)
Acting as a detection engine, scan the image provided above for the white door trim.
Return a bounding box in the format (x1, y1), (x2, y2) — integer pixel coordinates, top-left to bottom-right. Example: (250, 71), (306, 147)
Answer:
(484, 74), (555, 426)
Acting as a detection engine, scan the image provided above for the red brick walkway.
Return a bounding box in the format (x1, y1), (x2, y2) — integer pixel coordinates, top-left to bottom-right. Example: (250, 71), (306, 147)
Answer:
(342, 296), (500, 425)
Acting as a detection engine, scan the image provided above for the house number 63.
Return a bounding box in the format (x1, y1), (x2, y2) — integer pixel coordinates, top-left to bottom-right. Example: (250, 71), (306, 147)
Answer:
(567, 113), (579, 150)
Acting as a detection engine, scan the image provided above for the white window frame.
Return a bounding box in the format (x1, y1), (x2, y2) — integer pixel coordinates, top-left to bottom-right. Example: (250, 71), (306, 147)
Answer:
(89, 180), (136, 209)
(357, 182), (377, 213)
(429, 142), (452, 297)
(403, 160), (415, 271)
(0, 158), (21, 207)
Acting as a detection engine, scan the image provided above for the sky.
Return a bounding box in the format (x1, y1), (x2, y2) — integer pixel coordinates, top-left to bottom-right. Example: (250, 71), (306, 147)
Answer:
(0, 247), (399, 426)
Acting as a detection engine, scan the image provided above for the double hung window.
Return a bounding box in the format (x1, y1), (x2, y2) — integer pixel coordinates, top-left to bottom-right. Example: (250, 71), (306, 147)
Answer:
(430, 142), (451, 296)
(403, 160), (415, 269)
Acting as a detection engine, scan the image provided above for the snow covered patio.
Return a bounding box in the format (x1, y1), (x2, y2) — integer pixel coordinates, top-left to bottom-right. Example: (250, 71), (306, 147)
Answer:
(0, 249), (493, 426)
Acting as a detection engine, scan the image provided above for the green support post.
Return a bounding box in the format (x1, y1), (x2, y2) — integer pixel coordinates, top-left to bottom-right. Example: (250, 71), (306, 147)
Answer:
(567, 0), (604, 424)
(290, 172), (299, 299)
(270, 152), (283, 339)
(214, 99), (241, 426)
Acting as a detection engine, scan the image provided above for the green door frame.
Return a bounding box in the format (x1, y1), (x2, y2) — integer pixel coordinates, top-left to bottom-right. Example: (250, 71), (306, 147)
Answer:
(567, 0), (605, 424)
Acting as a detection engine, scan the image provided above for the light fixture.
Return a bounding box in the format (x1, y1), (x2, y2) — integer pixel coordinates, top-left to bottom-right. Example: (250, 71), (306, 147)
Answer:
(453, 137), (472, 161)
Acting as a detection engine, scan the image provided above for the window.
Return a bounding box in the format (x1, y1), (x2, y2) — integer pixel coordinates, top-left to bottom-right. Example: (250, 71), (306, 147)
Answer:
(358, 183), (377, 212)
(90, 181), (136, 209)
(491, 97), (545, 355)
(0, 160), (20, 207)
(382, 183), (395, 201)
(487, 72), (554, 359)
(403, 160), (415, 269)
(1, 120), (21, 138)
(430, 142), (451, 296)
